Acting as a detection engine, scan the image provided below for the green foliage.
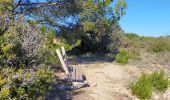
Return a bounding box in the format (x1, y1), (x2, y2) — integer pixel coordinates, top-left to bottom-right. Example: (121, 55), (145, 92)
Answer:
(115, 0), (127, 19)
(0, 67), (54, 99)
(37, 30), (59, 66)
(123, 34), (170, 62)
(116, 48), (129, 64)
(2, 0), (127, 54)
(63, 39), (81, 50)
(0, 0), (13, 14)
(60, 0), (127, 53)
(0, 29), (19, 66)
(0, 18), (56, 99)
(26, 68), (54, 99)
(38, 30), (80, 66)
(0, 88), (10, 100)
(148, 38), (170, 53)
(131, 73), (153, 99)
(125, 33), (139, 39)
(150, 69), (169, 92)
(131, 70), (169, 99)
(80, 0), (126, 53)
(0, 74), (7, 87)
(0, 0), (127, 98)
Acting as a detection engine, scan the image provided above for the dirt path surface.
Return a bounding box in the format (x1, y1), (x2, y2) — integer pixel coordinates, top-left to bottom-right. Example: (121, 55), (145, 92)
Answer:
(72, 62), (142, 100)
(46, 55), (170, 100)
(71, 60), (170, 100)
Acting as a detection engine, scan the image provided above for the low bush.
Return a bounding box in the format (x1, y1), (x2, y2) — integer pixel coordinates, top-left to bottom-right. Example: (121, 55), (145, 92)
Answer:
(0, 67), (54, 99)
(0, 17), (57, 100)
(148, 38), (170, 53)
(150, 69), (169, 92)
(131, 69), (169, 99)
(131, 73), (153, 99)
(116, 48), (129, 64)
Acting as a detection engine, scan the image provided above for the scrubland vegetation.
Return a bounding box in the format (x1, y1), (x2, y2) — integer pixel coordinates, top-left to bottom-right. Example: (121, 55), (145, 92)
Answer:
(115, 33), (170, 65)
(115, 48), (129, 64)
(131, 69), (169, 99)
(0, 0), (127, 99)
(0, 0), (170, 100)
(120, 33), (170, 99)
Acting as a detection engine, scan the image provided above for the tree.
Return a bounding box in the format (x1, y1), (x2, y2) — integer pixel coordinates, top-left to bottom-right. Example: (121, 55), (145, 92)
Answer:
(0, 0), (127, 53)
(60, 0), (127, 53)
(79, 0), (127, 53)
(0, 0), (126, 30)
(0, 0), (80, 30)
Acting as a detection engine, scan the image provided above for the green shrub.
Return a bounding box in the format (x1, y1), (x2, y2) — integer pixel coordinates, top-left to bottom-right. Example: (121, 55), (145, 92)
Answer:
(0, 67), (54, 99)
(0, 17), (56, 99)
(0, 30), (19, 66)
(38, 30), (81, 67)
(116, 48), (129, 64)
(131, 73), (153, 99)
(131, 69), (169, 99)
(0, 88), (10, 99)
(150, 69), (169, 92)
(148, 38), (170, 53)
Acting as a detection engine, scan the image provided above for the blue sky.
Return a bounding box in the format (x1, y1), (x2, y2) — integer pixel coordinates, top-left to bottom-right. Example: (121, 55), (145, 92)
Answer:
(118, 0), (170, 37)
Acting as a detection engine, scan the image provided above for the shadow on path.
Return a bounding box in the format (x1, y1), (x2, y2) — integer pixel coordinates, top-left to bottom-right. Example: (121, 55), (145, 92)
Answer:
(46, 55), (114, 100)
(68, 55), (114, 64)
(45, 85), (72, 100)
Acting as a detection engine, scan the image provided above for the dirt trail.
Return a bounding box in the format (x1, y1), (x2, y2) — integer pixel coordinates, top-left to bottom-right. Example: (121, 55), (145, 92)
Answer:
(73, 62), (142, 100)
(72, 61), (170, 100)
(48, 55), (170, 100)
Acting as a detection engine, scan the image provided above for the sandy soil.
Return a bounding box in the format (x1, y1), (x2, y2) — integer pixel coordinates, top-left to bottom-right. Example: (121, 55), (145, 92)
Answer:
(72, 61), (170, 100)
(72, 62), (140, 100)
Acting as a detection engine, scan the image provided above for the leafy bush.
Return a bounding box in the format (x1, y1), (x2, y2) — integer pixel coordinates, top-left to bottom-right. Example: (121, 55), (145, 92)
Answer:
(131, 70), (169, 99)
(0, 88), (9, 99)
(0, 18), (47, 67)
(116, 48), (129, 64)
(0, 67), (54, 99)
(150, 69), (169, 92)
(38, 30), (80, 67)
(0, 18), (56, 99)
(37, 30), (60, 66)
(131, 73), (153, 99)
(0, 29), (19, 66)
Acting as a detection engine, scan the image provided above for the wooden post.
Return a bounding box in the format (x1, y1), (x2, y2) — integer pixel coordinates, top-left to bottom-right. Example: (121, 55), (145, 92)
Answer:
(61, 46), (66, 57)
(56, 49), (70, 78)
(61, 46), (71, 70)
(78, 66), (83, 81)
(72, 67), (76, 81)
(61, 46), (68, 66)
